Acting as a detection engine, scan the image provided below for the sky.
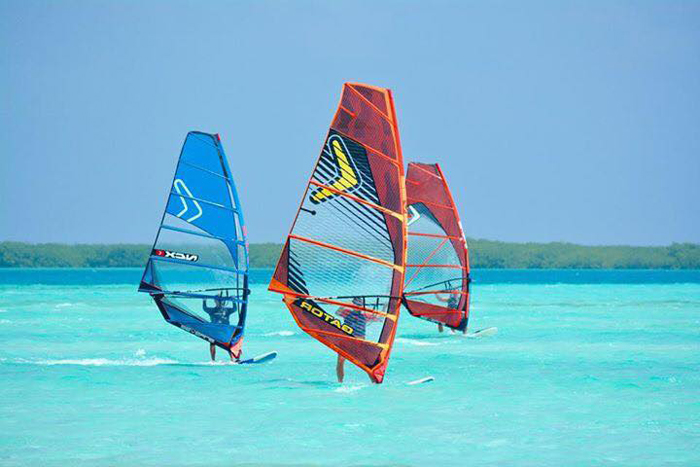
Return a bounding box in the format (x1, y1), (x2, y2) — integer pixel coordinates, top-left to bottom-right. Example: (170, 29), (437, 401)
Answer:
(1, 0), (699, 246)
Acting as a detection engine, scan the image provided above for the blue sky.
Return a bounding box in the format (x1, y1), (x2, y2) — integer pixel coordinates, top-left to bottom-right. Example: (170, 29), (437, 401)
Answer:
(1, 0), (698, 245)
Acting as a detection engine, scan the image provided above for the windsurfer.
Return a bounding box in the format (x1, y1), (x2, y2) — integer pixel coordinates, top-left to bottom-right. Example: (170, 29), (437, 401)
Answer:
(202, 290), (240, 362)
(436, 291), (461, 333)
(335, 297), (378, 383)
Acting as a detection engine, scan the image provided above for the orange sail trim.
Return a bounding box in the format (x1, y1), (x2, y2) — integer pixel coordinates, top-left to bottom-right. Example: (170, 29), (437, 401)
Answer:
(402, 308), (462, 316)
(411, 163), (443, 179)
(402, 162), (471, 331)
(266, 287), (396, 320)
(435, 164), (471, 273)
(405, 289), (469, 297)
(408, 232), (462, 241)
(268, 83), (406, 383)
(288, 234), (401, 271)
(353, 139), (401, 166)
(304, 328), (388, 349)
(409, 198), (455, 211)
(406, 264), (468, 269)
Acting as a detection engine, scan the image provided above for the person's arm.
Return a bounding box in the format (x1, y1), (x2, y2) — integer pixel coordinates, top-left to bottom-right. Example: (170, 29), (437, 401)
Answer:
(435, 292), (450, 303)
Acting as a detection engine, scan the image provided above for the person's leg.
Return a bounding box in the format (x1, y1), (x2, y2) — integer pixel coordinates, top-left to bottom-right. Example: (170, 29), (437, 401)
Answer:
(336, 355), (345, 383)
(210, 343), (216, 361)
(438, 323), (444, 333)
(229, 348), (239, 363)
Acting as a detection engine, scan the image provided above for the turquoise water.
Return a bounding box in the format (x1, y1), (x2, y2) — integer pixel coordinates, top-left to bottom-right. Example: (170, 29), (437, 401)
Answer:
(1, 269), (699, 466)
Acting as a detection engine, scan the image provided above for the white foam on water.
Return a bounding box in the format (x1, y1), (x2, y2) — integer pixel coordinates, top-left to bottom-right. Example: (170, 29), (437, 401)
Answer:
(0, 319), (11, 324)
(395, 337), (439, 347)
(407, 376), (435, 385)
(29, 357), (179, 367)
(334, 384), (366, 394)
(202, 360), (239, 366)
(464, 327), (499, 339)
(54, 303), (73, 308)
(134, 348), (146, 357)
(263, 330), (295, 337)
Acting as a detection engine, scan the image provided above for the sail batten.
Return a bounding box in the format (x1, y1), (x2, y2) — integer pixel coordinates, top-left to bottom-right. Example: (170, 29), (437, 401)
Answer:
(269, 83), (405, 383)
(308, 180), (402, 218)
(139, 131), (249, 354)
(169, 192), (238, 212)
(148, 256), (246, 274)
(288, 234), (402, 270)
(179, 160), (233, 181)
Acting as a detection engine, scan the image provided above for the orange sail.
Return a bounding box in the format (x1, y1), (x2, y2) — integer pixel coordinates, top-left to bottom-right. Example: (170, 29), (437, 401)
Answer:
(268, 83), (406, 383)
(403, 163), (470, 331)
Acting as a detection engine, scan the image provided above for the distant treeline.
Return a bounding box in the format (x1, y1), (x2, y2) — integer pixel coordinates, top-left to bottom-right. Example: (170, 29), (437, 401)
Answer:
(0, 242), (284, 269)
(468, 240), (700, 269)
(0, 240), (698, 269)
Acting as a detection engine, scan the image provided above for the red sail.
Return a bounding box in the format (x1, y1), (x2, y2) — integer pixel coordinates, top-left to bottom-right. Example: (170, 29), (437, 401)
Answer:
(268, 83), (406, 383)
(403, 163), (470, 331)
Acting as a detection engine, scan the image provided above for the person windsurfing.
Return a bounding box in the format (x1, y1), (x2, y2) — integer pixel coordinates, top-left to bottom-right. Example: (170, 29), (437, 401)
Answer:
(335, 297), (380, 383)
(202, 290), (241, 362)
(435, 291), (463, 333)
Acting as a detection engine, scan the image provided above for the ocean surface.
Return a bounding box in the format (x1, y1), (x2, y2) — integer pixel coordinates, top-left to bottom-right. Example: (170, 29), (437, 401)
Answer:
(1, 268), (698, 466)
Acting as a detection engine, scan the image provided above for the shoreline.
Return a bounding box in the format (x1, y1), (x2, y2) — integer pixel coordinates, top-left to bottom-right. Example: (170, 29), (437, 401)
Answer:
(1, 241), (699, 269)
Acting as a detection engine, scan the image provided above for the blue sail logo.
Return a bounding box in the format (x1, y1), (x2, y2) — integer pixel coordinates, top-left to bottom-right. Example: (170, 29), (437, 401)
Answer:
(173, 179), (203, 222)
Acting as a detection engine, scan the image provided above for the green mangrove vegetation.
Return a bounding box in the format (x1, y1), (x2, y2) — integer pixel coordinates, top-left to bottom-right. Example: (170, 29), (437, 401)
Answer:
(1, 240), (698, 269)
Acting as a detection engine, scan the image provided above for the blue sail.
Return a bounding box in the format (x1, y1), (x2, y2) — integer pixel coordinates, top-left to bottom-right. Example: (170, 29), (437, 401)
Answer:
(139, 131), (249, 356)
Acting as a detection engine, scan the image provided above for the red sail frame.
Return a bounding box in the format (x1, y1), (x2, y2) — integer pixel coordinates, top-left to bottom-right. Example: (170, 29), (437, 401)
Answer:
(403, 162), (470, 331)
(268, 83), (406, 383)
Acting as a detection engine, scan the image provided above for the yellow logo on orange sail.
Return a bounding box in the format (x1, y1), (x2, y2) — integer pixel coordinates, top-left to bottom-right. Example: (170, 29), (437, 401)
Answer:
(310, 135), (360, 204)
(296, 298), (355, 335)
